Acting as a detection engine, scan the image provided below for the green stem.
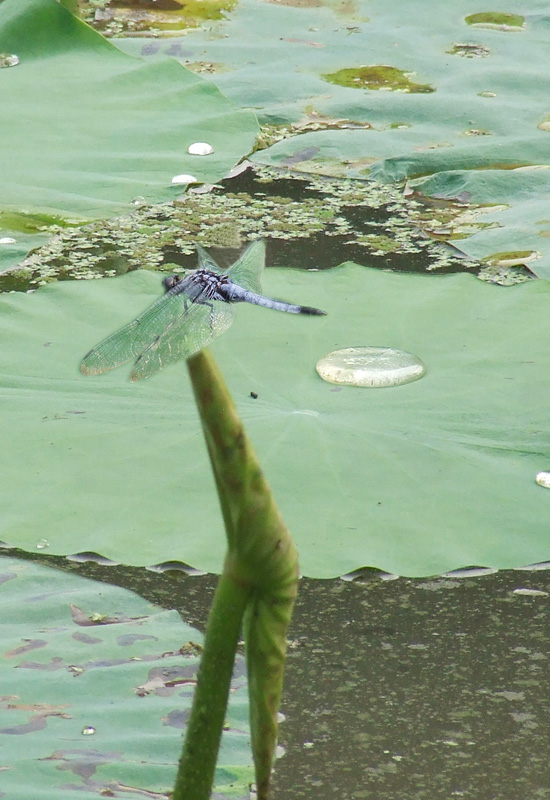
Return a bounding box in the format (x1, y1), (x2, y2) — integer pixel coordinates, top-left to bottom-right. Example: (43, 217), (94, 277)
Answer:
(173, 349), (298, 799)
(172, 565), (251, 800)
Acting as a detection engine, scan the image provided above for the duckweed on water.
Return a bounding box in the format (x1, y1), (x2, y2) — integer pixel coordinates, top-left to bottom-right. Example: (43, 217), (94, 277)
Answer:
(1, 163), (531, 292)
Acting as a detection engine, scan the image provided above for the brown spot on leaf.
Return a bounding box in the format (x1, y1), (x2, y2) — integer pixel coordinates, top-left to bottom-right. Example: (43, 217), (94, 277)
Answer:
(4, 639), (47, 658)
(16, 656), (65, 671)
(135, 664), (197, 697)
(0, 709), (70, 735)
(70, 604), (146, 626)
(162, 708), (191, 729)
(72, 632), (103, 645)
(116, 634), (158, 647)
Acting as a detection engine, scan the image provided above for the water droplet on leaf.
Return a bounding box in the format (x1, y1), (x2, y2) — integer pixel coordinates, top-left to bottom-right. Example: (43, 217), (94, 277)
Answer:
(0, 53), (20, 69)
(171, 173), (198, 185)
(316, 346), (426, 388)
(187, 142), (214, 155)
(535, 471), (550, 489)
(36, 539), (50, 550)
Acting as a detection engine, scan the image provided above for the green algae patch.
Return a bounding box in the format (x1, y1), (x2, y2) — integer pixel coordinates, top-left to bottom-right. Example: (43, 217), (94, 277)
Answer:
(464, 12), (525, 30)
(322, 65), (434, 93)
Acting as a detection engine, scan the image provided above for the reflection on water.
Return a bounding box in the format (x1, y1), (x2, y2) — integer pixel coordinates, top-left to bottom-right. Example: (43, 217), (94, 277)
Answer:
(3, 546), (549, 799)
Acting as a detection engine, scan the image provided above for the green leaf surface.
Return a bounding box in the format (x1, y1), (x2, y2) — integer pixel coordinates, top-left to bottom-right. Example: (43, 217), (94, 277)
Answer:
(1, 266), (549, 577)
(0, 0), (257, 220)
(0, 556), (252, 799)
(119, 0), (550, 275)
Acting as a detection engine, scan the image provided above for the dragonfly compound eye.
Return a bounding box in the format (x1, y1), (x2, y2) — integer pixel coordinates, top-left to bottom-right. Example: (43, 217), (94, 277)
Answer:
(163, 275), (182, 292)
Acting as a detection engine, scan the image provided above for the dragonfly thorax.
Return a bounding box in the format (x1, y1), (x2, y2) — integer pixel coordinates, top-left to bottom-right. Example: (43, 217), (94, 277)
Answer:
(164, 268), (232, 303)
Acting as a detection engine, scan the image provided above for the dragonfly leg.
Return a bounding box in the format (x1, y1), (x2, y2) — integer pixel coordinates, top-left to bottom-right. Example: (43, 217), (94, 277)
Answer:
(193, 296), (217, 329)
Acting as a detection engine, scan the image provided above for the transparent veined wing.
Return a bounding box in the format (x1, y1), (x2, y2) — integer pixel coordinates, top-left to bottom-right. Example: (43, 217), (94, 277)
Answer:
(196, 244), (224, 274)
(129, 296), (235, 381)
(225, 240), (265, 294)
(80, 291), (188, 375)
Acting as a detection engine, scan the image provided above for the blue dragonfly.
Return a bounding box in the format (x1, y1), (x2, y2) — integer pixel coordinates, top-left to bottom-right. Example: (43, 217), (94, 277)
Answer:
(80, 240), (326, 381)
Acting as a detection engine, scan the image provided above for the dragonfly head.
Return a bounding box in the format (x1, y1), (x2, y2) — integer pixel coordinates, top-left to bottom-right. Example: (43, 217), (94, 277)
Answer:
(163, 275), (182, 293)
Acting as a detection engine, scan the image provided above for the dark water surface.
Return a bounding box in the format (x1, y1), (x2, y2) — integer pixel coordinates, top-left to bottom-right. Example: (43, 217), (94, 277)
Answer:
(3, 547), (549, 799)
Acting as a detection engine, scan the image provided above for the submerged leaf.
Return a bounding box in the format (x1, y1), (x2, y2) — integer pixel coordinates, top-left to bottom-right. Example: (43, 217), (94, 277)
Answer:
(0, 556), (252, 798)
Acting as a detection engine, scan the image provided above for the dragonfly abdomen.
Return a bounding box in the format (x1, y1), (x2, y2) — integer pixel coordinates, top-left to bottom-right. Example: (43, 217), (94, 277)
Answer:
(224, 283), (326, 316)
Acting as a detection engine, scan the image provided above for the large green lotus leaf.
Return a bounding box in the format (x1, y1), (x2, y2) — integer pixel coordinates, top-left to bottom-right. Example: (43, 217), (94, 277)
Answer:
(0, 0), (258, 221)
(404, 167), (550, 277)
(119, 0), (550, 274)
(1, 265), (549, 577)
(252, 131), (550, 182)
(0, 556), (251, 798)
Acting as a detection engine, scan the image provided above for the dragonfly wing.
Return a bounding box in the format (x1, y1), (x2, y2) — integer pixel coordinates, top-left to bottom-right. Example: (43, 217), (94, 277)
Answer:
(129, 297), (235, 381)
(196, 244), (223, 273)
(80, 291), (187, 375)
(225, 240), (265, 293)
